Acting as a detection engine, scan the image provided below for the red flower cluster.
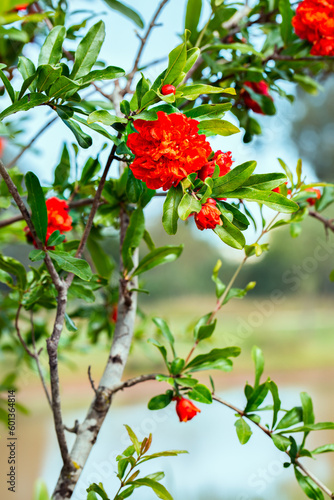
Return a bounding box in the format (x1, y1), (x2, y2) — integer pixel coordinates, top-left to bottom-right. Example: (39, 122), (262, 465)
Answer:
(25, 197), (72, 247)
(127, 112), (212, 190)
(198, 150), (233, 181)
(175, 397), (201, 422)
(195, 198), (223, 231)
(241, 81), (272, 114)
(305, 187), (321, 205)
(292, 0), (334, 56)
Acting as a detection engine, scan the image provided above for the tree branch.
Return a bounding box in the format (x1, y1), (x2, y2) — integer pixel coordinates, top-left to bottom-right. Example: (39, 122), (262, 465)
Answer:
(213, 395), (334, 499)
(31, 311), (53, 410)
(122, 0), (170, 96)
(309, 210), (334, 234)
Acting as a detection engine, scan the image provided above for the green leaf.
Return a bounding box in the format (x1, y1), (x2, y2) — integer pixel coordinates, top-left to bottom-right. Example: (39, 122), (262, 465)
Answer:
(122, 208), (145, 271)
(245, 383), (269, 412)
(271, 433), (290, 452)
(126, 170), (144, 203)
(148, 391), (173, 411)
(0, 269), (14, 287)
(244, 173), (287, 191)
(212, 161), (257, 196)
(300, 392), (315, 426)
(64, 313), (77, 332)
(294, 468), (325, 500)
(276, 406), (303, 430)
(25, 171), (48, 245)
(124, 425), (140, 455)
(283, 422), (334, 433)
(277, 158), (294, 185)
(198, 119), (240, 136)
(235, 417), (252, 444)
(252, 345), (264, 389)
(0, 66), (15, 103)
(163, 40), (187, 86)
(36, 64), (62, 93)
(86, 483), (109, 500)
(38, 26), (66, 66)
(71, 21), (106, 80)
(219, 187), (299, 213)
(193, 313), (216, 342)
(170, 358), (185, 375)
(48, 76), (80, 99)
(47, 230), (66, 247)
(178, 192), (201, 220)
(214, 214), (245, 250)
(54, 144), (71, 188)
(0, 93), (49, 121)
(188, 383), (212, 404)
(87, 236), (114, 279)
(17, 56), (37, 93)
(269, 381), (281, 430)
(80, 157), (100, 185)
(87, 110), (127, 125)
(131, 245), (183, 277)
(153, 317), (175, 353)
(312, 444), (334, 454)
(184, 103), (231, 120)
(186, 347), (240, 369)
(61, 119), (92, 148)
(185, 0), (202, 43)
(76, 66), (125, 86)
(48, 251), (92, 281)
(179, 84), (235, 101)
(0, 254), (27, 290)
(148, 339), (168, 366)
(101, 0), (144, 28)
(162, 185), (183, 235)
(130, 478), (173, 500)
(279, 0), (294, 45)
(29, 249), (46, 261)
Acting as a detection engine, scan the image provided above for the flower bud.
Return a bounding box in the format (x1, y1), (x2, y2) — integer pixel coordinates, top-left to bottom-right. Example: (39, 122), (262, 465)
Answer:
(161, 84), (176, 95)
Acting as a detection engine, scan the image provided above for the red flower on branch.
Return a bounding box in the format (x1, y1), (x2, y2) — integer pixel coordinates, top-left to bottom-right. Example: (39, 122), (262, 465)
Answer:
(13, 3), (29, 11)
(194, 198), (223, 231)
(198, 150), (233, 181)
(241, 81), (273, 114)
(292, 0), (334, 56)
(25, 197), (72, 247)
(174, 397), (201, 422)
(305, 187), (321, 205)
(127, 112), (212, 190)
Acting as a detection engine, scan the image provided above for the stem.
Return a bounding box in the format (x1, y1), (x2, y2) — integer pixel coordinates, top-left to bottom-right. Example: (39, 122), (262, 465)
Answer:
(308, 210), (334, 234)
(31, 311), (52, 410)
(122, 0), (170, 96)
(212, 395), (334, 499)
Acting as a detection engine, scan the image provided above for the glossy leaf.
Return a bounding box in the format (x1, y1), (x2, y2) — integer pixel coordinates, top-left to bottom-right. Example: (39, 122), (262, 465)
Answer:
(25, 171), (48, 245)
(188, 383), (212, 404)
(0, 254), (27, 290)
(48, 251), (92, 281)
(147, 391), (173, 411)
(61, 119), (93, 148)
(131, 245), (183, 277)
(178, 192), (201, 220)
(198, 119), (240, 136)
(122, 208), (145, 271)
(71, 21), (106, 80)
(162, 185), (183, 234)
(212, 161), (257, 196)
(235, 417), (252, 444)
(276, 406), (303, 430)
(38, 26), (66, 66)
(0, 93), (49, 121)
(252, 345), (264, 389)
(101, 0), (144, 28)
(186, 347), (240, 369)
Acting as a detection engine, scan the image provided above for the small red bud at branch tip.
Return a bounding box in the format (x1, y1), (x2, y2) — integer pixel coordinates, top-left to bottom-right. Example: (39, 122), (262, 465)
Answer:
(161, 84), (176, 95)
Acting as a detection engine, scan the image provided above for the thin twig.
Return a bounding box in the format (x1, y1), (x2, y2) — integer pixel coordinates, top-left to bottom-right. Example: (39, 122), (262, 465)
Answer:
(15, 305), (35, 358)
(31, 311), (52, 409)
(212, 395), (334, 499)
(6, 116), (57, 170)
(88, 366), (98, 395)
(122, 0), (170, 96)
(309, 210), (334, 233)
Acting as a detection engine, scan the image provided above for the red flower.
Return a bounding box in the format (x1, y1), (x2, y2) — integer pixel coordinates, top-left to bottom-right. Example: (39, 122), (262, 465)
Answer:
(241, 81), (272, 114)
(194, 198), (223, 231)
(13, 3), (29, 11)
(175, 397), (201, 422)
(161, 84), (176, 95)
(292, 0), (334, 56)
(25, 197), (72, 247)
(111, 304), (118, 323)
(127, 112), (212, 190)
(0, 138), (4, 157)
(198, 150), (233, 181)
(305, 187), (321, 205)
